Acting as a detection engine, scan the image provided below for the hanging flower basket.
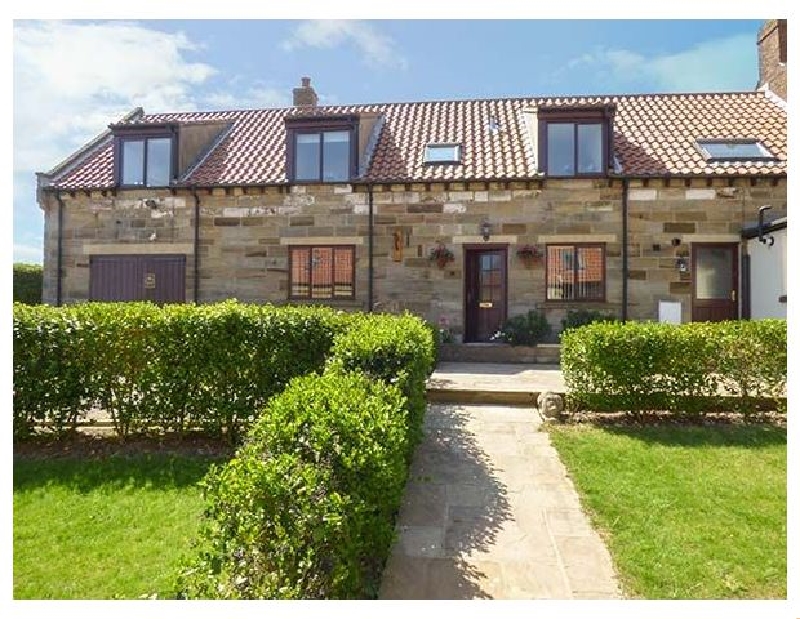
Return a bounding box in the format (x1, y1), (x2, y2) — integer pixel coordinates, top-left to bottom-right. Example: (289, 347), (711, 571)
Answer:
(429, 244), (455, 269)
(516, 244), (543, 267)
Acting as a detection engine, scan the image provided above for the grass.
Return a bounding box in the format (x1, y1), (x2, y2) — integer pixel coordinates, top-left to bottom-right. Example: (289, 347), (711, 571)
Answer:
(547, 424), (786, 599)
(13, 454), (221, 599)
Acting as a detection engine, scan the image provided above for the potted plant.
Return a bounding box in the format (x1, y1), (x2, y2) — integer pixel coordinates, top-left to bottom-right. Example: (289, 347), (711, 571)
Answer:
(429, 243), (455, 269)
(516, 244), (543, 267)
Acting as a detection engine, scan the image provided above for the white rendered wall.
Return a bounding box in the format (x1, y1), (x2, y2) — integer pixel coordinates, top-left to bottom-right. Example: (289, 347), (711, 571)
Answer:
(747, 228), (786, 319)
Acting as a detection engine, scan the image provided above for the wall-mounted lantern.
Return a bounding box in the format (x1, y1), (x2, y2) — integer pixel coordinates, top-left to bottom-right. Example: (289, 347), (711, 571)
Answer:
(480, 220), (492, 241)
(676, 257), (689, 273)
(758, 205), (775, 247)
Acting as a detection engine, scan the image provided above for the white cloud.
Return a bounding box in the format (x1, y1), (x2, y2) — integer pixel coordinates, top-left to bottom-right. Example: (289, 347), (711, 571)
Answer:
(13, 20), (220, 269)
(282, 20), (407, 69)
(14, 20), (217, 176)
(14, 243), (43, 264)
(563, 34), (756, 92)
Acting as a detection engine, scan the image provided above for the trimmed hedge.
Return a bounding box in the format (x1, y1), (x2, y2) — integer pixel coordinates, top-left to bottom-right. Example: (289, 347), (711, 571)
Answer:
(13, 301), (354, 440)
(561, 319), (787, 416)
(177, 370), (410, 599)
(13, 263), (43, 305)
(176, 311), (434, 599)
(327, 312), (436, 460)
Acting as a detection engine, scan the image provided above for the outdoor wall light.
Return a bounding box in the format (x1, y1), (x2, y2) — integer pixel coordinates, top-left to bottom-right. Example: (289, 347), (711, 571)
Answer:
(480, 221), (492, 241)
(676, 257), (689, 273)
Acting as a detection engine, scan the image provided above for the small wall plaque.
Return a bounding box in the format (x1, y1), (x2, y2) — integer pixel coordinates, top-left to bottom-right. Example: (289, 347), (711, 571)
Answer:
(392, 230), (403, 262)
(144, 273), (156, 289)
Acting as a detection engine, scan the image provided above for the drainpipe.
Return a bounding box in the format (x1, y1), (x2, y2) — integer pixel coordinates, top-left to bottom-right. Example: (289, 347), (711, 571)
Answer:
(367, 183), (374, 312)
(621, 178), (628, 323)
(191, 185), (200, 304)
(55, 190), (64, 307)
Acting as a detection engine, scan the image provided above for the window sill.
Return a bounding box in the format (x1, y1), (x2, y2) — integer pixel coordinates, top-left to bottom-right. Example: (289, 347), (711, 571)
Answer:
(544, 299), (609, 306)
(288, 298), (362, 308)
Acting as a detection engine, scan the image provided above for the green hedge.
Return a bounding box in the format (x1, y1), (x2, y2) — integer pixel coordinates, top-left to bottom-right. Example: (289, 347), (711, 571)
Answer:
(13, 263), (43, 305)
(561, 319), (787, 416)
(327, 312), (436, 460)
(177, 370), (410, 599)
(13, 301), (353, 440)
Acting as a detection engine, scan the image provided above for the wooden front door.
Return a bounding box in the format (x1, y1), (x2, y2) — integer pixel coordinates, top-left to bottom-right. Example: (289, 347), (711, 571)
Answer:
(464, 247), (507, 342)
(692, 243), (738, 321)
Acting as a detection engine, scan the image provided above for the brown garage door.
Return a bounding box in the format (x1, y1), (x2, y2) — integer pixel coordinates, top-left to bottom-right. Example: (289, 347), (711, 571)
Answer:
(89, 255), (186, 303)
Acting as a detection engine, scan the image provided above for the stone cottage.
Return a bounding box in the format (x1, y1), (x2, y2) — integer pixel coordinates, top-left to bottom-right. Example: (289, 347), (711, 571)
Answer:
(37, 20), (787, 342)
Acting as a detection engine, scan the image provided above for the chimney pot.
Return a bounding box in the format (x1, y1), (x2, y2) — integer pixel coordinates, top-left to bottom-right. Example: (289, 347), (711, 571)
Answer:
(301, 76), (311, 88)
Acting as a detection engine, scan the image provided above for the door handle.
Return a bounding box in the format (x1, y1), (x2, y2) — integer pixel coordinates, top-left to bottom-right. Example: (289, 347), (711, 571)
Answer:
(731, 289), (736, 302)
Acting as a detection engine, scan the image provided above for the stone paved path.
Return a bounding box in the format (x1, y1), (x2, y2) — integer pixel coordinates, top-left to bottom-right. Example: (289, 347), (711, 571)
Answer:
(379, 404), (621, 599)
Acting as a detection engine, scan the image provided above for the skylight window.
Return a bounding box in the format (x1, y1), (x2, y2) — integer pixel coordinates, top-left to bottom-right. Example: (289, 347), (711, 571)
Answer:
(424, 143), (461, 164)
(697, 139), (773, 161)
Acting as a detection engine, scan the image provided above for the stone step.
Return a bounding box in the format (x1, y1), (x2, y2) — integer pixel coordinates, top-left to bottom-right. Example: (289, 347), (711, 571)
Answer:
(426, 387), (562, 406)
(439, 343), (560, 364)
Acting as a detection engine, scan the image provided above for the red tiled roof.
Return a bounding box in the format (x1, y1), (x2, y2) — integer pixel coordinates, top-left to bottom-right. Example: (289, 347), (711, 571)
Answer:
(49, 91), (787, 189)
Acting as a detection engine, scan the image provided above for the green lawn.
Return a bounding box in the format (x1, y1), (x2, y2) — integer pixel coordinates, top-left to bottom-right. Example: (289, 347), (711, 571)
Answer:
(547, 424), (786, 599)
(14, 454), (220, 599)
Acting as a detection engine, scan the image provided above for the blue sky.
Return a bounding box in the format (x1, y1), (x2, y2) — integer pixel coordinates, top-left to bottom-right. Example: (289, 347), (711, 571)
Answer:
(13, 19), (765, 263)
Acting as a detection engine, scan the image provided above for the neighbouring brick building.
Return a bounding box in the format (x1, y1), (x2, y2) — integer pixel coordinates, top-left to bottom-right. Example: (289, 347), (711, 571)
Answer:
(37, 21), (787, 342)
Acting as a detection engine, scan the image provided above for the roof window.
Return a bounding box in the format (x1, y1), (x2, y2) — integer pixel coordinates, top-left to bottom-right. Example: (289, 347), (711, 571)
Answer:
(424, 143), (461, 164)
(697, 139), (774, 161)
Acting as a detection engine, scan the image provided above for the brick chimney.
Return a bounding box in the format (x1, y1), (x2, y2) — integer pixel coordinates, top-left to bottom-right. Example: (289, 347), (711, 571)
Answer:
(757, 19), (787, 100)
(292, 76), (318, 108)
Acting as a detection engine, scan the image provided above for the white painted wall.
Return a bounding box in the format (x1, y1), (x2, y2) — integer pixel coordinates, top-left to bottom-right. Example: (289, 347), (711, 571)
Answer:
(747, 228), (786, 319)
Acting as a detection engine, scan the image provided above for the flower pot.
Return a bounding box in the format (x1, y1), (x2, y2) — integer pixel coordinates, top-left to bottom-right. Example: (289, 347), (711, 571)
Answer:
(435, 257), (450, 269)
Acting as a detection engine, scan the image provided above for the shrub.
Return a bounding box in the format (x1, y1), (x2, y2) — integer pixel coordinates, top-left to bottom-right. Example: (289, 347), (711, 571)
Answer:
(328, 312), (436, 459)
(12, 301), (353, 441)
(13, 303), (89, 438)
(496, 309), (551, 346)
(560, 309), (616, 334)
(177, 370), (410, 599)
(13, 263), (43, 305)
(561, 319), (787, 416)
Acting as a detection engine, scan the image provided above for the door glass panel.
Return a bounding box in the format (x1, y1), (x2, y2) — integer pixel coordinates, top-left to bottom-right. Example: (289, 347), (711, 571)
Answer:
(477, 251), (502, 303)
(695, 247), (733, 299)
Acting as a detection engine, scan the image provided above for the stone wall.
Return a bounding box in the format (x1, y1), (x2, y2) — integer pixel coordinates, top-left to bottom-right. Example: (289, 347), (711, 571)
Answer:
(41, 176), (787, 335)
(625, 177), (786, 323)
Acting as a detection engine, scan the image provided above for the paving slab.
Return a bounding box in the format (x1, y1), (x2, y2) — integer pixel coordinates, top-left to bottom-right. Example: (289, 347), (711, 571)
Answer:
(380, 403), (622, 600)
(428, 362), (566, 393)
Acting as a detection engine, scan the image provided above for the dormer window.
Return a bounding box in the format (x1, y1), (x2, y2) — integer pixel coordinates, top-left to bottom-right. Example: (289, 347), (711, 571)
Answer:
(538, 106), (614, 177)
(112, 125), (177, 188)
(425, 143), (461, 164)
(120, 137), (173, 186)
(696, 139), (774, 161)
(285, 116), (359, 183)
